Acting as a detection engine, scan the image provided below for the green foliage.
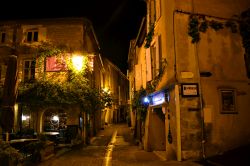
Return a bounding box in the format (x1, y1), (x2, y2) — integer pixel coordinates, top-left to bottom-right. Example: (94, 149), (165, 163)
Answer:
(16, 41), (110, 114)
(209, 20), (224, 31)
(144, 24), (155, 48)
(225, 20), (238, 33)
(36, 41), (68, 58)
(17, 78), (105, 113)
(188, 15), (238, 43)
(100, 89), (113, 108)
(132, 87), (148, 121)
(146, 59), (167, 93)
(199, 19), (208, 32)
(188, 16), (200, 43)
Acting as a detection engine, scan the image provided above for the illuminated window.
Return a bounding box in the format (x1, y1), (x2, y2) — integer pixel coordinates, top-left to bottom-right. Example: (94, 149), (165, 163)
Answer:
(26, 31), (38, 42)
(219, 89), (237, 114)
(23, 60), (35, 82)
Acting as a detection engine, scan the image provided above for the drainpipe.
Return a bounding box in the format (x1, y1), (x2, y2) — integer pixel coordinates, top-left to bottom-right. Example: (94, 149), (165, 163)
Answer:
(191, 0), (206, 159)
(175, 84), (182, 161)
(194, 34), (206, 160)
(173, 10), (181, 161)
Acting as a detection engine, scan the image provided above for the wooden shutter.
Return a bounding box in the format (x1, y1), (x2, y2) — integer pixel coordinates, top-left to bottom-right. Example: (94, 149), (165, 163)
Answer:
(146, 48), (152, 81)
(135, 64), (142, 91)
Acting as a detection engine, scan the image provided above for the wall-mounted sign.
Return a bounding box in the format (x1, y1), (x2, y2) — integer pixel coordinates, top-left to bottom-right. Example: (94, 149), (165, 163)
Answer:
(46, 56), (67, 72)
(181, 71), (194, 79)
(152, 92), (165, 105)
(181, 83), (199, 97)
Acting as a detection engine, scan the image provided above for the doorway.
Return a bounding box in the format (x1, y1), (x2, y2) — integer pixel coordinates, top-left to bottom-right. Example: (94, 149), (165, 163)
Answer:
(148, 107), (166, 151)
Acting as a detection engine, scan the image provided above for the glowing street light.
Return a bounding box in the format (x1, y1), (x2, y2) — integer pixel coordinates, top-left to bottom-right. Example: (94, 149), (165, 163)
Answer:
(103, 87), (110, 94)
(22, 115), (30, 121)
(52, 115), (59, 121)
(72, 55), (84, 71)
(143, 97), (150, 104)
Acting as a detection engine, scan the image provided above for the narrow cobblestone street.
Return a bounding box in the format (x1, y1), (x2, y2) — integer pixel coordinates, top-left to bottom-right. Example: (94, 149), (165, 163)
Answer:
(38, 124), (200, 166)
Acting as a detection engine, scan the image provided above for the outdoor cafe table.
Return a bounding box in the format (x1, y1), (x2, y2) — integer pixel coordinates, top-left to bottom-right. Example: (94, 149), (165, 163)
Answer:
(9, 138), (39, 152)
(10, 138), (38, 144)
(42, 131), (59, 142)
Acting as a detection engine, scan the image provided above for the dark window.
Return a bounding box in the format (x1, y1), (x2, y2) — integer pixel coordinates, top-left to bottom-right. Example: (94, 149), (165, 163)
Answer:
(219, 89), (237, 114)
(33, 31), (38, 41)
(26, 31), (38, 42)
(1, 33), (6, 43)
(23, 60), (36, 82)
(27, 32), (32, 42)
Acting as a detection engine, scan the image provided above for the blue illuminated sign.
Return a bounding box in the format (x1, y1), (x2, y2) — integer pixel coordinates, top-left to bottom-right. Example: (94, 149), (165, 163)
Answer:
(152, 92), (165, 105)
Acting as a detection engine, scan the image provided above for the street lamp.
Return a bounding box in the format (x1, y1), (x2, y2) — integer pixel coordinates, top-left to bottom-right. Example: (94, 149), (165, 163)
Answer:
(72, 55), (84, 72)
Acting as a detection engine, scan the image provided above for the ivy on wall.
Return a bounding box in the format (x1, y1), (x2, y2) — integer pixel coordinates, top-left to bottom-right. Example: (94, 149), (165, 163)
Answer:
(146, 59), (167, 93)
(132, 87), (148, 121)
(188, 15), (237, 43)
(144, 24), (155, 48)
(187, 8), (250, 78)
(17, 41), (112, 114)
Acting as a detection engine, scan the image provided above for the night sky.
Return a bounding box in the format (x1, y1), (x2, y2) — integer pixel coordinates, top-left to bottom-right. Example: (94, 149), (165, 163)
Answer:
(0, 0), (147, 74)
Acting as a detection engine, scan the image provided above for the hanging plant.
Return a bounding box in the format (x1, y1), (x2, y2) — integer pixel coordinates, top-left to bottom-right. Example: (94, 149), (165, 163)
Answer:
(199, 19), (208, 33)
(144, 24), (155, 48)
(188, 14), (239, 43)
(209, 20), (224, 31)
(225, 20), (238, 33)
(188, 15), (200, 43)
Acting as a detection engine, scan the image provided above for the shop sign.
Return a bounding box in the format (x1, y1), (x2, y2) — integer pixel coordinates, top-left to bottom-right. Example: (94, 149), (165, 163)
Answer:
(152, 92), (165, 106)
(181, 83), (199, 97)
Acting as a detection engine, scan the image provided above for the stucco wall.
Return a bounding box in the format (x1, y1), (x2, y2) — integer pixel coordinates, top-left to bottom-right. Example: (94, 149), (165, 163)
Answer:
(172, 0), (250, 158)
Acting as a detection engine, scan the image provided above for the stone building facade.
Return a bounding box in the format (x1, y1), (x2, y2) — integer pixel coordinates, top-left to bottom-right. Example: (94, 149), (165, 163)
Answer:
(128, 0), (250, 161)
(0, 18), (103, 143)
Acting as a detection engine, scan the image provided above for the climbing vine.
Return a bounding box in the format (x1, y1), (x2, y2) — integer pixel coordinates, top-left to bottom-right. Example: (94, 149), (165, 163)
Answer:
(187, 8), (250, 77)
(188, 15), (237, 43)
(132, 87), (148, 121)
(146, 59), (167, 93)
(144, 24), (155, 48)
(17, 41), (111, 113)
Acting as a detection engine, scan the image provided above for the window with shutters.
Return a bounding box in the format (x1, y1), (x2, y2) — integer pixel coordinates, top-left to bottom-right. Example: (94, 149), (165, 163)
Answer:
(149, 0), (156, 25)
(150, 35), (162, 79)
(149, 0), (161, 25)
(151, 44), (157, 78)
(155, 0), (161, 21)
(23, 60), (36, 82)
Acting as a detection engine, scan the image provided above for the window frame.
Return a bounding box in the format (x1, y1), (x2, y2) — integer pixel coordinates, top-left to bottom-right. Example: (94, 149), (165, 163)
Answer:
(23, 60), (36, 82)
(26, 30), (39, 42)
(219, 88), (237, 114)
